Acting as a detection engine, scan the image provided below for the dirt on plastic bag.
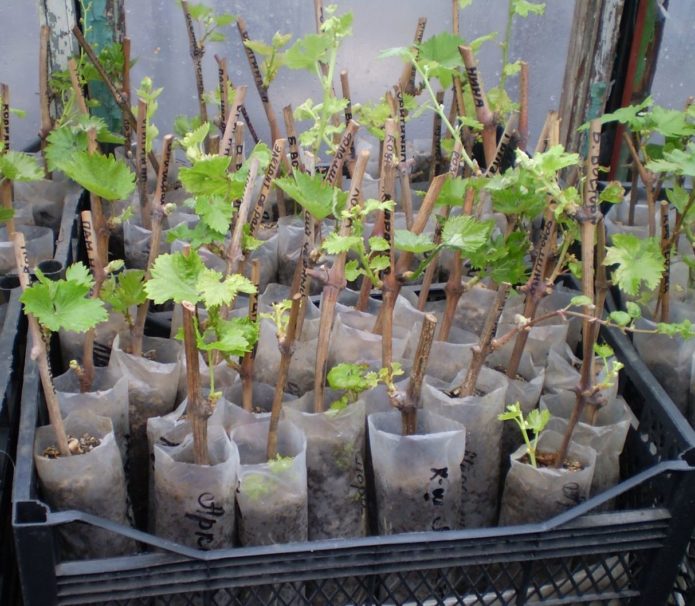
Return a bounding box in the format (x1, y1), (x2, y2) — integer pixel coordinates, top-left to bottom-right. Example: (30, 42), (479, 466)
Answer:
(368, 409), (466, 603)
(285, 392), (367, 539)
(153, 424), (239, 550)
(499, 430), (597, 526)
(110, 333), (182, 529)
(232, 419), (307, 606)
(422, 371), (506, 528)
(34, 410), (136, 560)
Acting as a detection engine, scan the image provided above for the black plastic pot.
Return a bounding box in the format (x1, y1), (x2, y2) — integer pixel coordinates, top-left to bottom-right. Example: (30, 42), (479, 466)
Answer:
(10, 311), (695, 605)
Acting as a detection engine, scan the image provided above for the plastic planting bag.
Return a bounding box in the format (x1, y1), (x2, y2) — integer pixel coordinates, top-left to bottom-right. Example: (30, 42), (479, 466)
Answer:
(368, 410), (466, 604)
(0, 224), (53, 274)
(369, 410), (466, 534)
(34, 410), (135, 559)
(285, 391), (368, 539)
(277, 216), (333, 292)
(541, 391), (632, 499)
(54, 366), (129, 460)
(633, 316), (695, 416)
(14, 178), (80, 233)
(231, 419), (307, 606)
(499, 430), (597, 526)
(110, 333), (182, 528)
(60, 309), (130, 368)
(253, 318), (317, 395)
(425, 282), (497, 337)
(328, 309), (411, 367)
(422, 371), (506, 528)
(223, 381), (297, 417)
(233, 419), (308, 545)
(153, 424), (239, 550)
(123, 213), (196, 269)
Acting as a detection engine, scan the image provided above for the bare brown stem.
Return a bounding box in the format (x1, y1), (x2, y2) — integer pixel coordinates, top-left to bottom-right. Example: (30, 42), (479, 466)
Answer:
(39, 27), (52, 172)
(135, 100), (150, 229)
(181, 0), (208, 127)
(182, 301), (210, 466)
(267, 294), (301, 459)
(518, 62), (529, 151)
(241, 261), (261, 413)
(401, 313), (437, 435)
(14, 232), (70, 456)
(219, 85), (248, 158)
(237, 17), (282, 144)
(459, 283), (510, 397)
(313, 151), (369, 413)
(132, 136), (173, 358)
(428, 90), (445, 183)
(398, 17), (427, 95)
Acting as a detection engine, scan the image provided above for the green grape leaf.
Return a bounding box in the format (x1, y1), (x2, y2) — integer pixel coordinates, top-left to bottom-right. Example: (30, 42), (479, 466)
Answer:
(20, 263), (107, 333)
(100, 269), (146, 316)
(0, 151), (43, 182)
(197, 268), (256, 308)
(322, 232), (362, 254)
(512, 0), (546, 16)
(327, 362), (371, 392)
(626, 301), (642, 318)
(570, 295), (593, 307)
(436, 176), (469, 206)
(441, 215), (492, 254)
(647, 143), (695, 177)
(179, 155), (232, 197)
(285, 33), (331, 70)
(146, 251), (205, 304)
(369, 255), (391, 272)
(61, 151), (135, 200)
(275, 170), (347, 220)
(604, 233), (664, 296)
(394, 230), (436, 253)
(609, 310), (631, 327)
(368, 236), (390, 252)
(666, 185), (690, 214)
(196, 194), (233, 234)
(598, 181), (625, 204)
(417, 32), (466, 88)
(344, 259), (362, 281)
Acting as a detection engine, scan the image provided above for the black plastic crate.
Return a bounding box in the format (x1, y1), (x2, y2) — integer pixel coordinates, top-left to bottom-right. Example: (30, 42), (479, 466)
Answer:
(12, 320), (695, 606)
(0, 288), (27, 606)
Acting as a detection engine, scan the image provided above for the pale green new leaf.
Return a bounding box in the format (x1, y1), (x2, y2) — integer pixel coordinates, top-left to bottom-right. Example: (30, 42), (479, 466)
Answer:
(322, 232), (362, 254)
(275, 170), (346, 220)
(197, 268), (256, 308)
(0, 151), (43, 182)
(179, 155), (232, 197)
(285, 33), (331, 70)
(100, 269), (146, 315)
(394, 230), (436, 253)
(604, 233), (664, 296)
(512, 0), (546, 17)
(368, 236), (390, 252)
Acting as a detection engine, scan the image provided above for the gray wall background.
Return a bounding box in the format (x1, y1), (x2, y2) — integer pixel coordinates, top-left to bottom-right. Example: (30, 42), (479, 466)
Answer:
(0, 1), (693, 153)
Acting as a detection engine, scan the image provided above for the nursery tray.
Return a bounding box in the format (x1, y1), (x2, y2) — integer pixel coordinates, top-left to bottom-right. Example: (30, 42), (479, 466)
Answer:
(0, 288), (27, 606)
(12, 321), (695, 606)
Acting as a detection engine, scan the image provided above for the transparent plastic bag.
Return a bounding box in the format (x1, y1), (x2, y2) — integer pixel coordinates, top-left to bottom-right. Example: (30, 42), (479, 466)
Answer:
(541, 391), (631, 498)
(421, 372), (506, 529)
(154, 425), (239, 550)
(54, 366), (129, 460)
(59, 309), (129, 368)
(285, 394), (367, 539)
(233, 418), (308, 545)
(232, 419), (307, 606)
(34, 410), (135, 559)
(110, 333), (182, 528)
(0, 224), (53, 274)
(223, 380), (297, 417)
(499, 430), (597, 526)
(368, 409), (466, 535)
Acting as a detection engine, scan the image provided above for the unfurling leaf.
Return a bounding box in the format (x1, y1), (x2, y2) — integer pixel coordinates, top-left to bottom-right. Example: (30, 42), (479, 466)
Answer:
(0, 151), (43, 182)
(394, 230), (436, 253)
(61, 151), (135, 200)
(604, 233), (664, 296)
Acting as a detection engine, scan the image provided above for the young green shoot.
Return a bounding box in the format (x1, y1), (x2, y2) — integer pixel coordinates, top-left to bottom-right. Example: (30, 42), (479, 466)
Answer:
(498, 402), (550, 468)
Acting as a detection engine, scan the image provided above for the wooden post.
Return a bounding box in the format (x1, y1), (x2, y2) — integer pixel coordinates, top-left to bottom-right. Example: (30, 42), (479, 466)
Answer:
(558, 0), (625, 157)
(39, 0), (79, 119)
